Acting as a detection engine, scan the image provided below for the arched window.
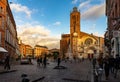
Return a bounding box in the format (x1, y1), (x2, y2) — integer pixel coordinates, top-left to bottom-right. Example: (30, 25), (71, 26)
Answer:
(84, 38), (93, 46)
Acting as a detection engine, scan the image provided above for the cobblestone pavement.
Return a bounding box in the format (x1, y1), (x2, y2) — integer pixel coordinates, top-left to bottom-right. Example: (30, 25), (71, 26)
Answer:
(0, 59), (120, 82)
(100, 69), (120, 82)
(0, 59), (92, 82)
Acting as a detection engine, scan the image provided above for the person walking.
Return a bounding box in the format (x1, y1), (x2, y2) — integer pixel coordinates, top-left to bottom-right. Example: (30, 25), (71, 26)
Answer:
(43, 54), (47, 68)
(57, 57), (61, 67)
(97, 53), (104, 69)
(39, 57), (43, 66)
(4, 55), (10, 70)
(109, 55), (115, 73)
(114, 54), (120, 78)
(37, 57), (40, 66)
(103, 55), (110, 80)
(92, 58), (96, 69)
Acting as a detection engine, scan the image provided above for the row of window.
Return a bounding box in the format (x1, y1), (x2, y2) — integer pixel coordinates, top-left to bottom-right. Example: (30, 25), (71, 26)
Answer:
(7, 14), (16, 37)
(0, 16), (5, 29)
(5, 12), (17, 47)
(0, 6), (4, 14)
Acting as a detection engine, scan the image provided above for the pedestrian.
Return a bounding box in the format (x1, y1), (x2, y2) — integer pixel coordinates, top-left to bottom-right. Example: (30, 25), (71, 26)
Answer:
(43, 54), (47, 68)
(39, 57), (43, 66)
(79, 54), (83, 62)
(57, 57), (61, 67)
(67, 57), (69, 62)
(109, 55), (115, 73)
(97, 53), (104, 69)
(4, 55), (10, 70)
(28, 57), (32, 64)
(114, 54), (120, 78)
(37, 57), (40, 66)
(92, 58), (96, 69)
(73, 56), (76, 62)
(103, 55), (110, 80)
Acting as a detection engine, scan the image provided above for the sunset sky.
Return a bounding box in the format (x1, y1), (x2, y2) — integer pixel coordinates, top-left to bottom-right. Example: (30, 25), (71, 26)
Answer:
(8, 0), (106, 49)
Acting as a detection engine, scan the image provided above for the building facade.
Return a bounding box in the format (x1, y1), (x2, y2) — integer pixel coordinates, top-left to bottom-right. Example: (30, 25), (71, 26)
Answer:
(60, 7), (104, 59)
(0, 0), (7, 59)
(34, 45), (48, 58)
(0, 0), (19, 60)
(105, 0), (120, 58)
(25, 45), (33, 57)
(5, 1), (19, 59)
(18, 38), (33, 58)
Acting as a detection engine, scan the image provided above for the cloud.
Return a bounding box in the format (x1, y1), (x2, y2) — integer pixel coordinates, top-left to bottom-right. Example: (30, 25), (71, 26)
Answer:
(18, 23), (50, 37)
(81, 3), (105, 20)
(53, 21), (61, 26)
(93, 32), (104, 37)
(9, 3), (60, 49)
(10, 3), (32, 18)
(18, 23), (60, 49)
(78, 0), (90, 10)
(72, 0), (78, 4)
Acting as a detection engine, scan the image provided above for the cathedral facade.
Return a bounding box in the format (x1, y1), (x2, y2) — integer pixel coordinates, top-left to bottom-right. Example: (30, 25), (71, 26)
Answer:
(60, 7), (104, 59)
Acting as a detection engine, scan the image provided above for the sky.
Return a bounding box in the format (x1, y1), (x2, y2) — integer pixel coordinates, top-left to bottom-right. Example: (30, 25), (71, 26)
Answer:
(8, 0), (107, 49)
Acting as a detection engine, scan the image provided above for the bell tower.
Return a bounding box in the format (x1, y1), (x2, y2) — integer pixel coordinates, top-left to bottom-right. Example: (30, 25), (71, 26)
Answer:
(70, 7), (80, 54)
(70, 7), (80, 36)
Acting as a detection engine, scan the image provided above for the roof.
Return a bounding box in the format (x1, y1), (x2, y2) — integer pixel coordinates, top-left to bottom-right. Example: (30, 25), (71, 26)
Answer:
(35, 45), (48, 49)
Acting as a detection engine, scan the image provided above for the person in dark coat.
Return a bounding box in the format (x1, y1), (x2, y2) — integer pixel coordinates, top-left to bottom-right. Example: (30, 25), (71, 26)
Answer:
(57, 57), (61, 67)
(103, 55), (110, 80)
(37, 57), (40, 66)
(97, 54), (104, 69)
(39, 57), (43, 66)
(43, 54), (47, 68)
(109, 55), (115, 73)
(92, 58), (96, 69)
(114, 54), (120, 78)
(4, 55), (10, 70)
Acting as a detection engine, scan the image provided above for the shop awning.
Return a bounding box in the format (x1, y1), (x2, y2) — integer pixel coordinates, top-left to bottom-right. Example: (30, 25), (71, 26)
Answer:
(0, 47), (8, 53)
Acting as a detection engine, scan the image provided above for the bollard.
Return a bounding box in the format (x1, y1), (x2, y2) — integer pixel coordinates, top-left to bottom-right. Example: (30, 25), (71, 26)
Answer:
(21, 74), (30, 82)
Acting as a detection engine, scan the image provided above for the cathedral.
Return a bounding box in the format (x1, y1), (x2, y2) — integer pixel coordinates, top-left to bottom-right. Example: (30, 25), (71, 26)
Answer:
(60, 7), (104, 59)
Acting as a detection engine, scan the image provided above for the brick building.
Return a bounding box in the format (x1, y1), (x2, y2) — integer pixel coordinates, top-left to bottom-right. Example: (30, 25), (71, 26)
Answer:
(0, 0), (19, 60)
(105, 0), (120, 57)
(0, 0), (7, 59)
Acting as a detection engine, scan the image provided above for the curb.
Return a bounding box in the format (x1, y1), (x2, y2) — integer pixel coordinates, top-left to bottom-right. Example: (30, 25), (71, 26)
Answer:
(0, 70), (17, 74)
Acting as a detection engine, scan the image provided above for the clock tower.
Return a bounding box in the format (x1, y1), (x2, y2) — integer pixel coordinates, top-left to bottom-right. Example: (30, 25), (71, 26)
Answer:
(70, 7), (80, 54)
